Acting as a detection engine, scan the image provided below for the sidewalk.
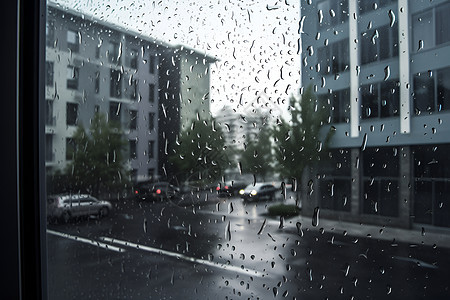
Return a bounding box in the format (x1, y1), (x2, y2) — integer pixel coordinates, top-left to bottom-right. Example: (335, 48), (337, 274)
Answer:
(277, 193), (450, 249)
(277, 214), (450, 250)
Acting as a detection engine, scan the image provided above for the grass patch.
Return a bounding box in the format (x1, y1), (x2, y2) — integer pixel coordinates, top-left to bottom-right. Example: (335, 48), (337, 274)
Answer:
(267, 204), (301, 217)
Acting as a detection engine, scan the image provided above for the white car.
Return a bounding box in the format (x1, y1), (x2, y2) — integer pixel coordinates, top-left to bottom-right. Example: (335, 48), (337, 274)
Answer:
(47, 194), (112, 223)
(239, 183), (278, 202)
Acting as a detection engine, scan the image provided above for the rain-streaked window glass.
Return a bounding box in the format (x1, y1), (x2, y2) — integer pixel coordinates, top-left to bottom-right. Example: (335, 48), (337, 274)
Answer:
(436, 2), (450, 45)
(107, 41), (120, 64)
(110, 69), (122, 98)
(66, 29), (79, 52)
(128, 110), (137, 130)
(66, 102), (78, 126)
(45, 61), (53, 86)
(43, 0), (450, 299)
(66, 65), (79, 89)
(148, 83), (155, 102)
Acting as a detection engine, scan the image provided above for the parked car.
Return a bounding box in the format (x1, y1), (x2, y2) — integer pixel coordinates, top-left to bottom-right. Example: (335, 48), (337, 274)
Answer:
(47, 194), (112, 223)
(239, 183), (278, 202)
(216, 180), (250, 196)
(133, 181), (180, 201)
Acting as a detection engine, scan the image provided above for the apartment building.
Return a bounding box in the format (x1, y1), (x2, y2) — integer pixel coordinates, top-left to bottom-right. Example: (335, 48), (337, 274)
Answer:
(157, 45), (218, 178)
(301, 0), (450, 229)
(45, 3), (166, 184)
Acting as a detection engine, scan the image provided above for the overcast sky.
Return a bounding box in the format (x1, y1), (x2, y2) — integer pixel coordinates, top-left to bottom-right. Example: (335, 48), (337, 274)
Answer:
(54, 0), (301, 120)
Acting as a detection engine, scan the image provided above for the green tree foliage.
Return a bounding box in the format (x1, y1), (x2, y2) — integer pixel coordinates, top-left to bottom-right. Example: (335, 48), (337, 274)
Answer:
(65, 113), (129, 197)
(272, 85), (334, 186)
(169, 118), (229, 183)
(239, 125), (273, 181)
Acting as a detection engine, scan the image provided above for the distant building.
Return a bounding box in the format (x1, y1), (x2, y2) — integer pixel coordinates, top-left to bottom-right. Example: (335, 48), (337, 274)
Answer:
(215, 105), (268, 152)
(301, 0), (450, 229)
(157, 45), (217, 178)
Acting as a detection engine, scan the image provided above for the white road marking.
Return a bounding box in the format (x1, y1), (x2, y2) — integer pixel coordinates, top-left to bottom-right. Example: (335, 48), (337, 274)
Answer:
(100, 236), (264, 277)
(47, 230), (125, 253)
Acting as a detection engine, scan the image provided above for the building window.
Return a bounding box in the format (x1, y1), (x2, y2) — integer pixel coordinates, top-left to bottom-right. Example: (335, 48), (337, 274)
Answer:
(317, 0), (348, 29)
(149, 55), (155, 74)
(362, 147), (399, 217)
(45, 134), (53, 162)
(127, 48), (138, 69)
(129, 140), (137, 160)
(361, 80), (399, 119)
(413, 145), (450, 227)
(45, 100), (54, 126)
(437, 68), (450, 111)
(413, 72), (434, 114)
(148, 140), (155, 159)
(129, 110), (137, 130)
(319, 149), (351, 212)
(436, 2), (450, 46)
(412, 10), (433, 52)
(149, 83), (155, 102)
(107, 41), (120, 64)
(110, 69), (122, 98)
(46, 19), (55, 47)
(66, 103), (78, 126)
(109, 101), (121, 124)
(332, 88), (350, 123)
(317, 39), (349, 75)
(46, 62), (54, 86)
(414, 67), (450, 114)
(361, 24), (398, 65)
(148, 112), (155, 131)
(66, 65), (79, 90)
(67, 29), (80, 53)
(93, 71), (100, 94)
(66, 138), (76, 160)
(95, 45), (101, 59)
(125, 78), (138, 100)
(359, 0), (395, 15)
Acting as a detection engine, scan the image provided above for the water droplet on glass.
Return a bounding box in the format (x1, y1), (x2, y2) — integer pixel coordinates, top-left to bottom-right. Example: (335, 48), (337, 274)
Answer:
(361, 133), (368, 151)
(273, 287), (278, 297)
(388, 10), (396, 27)
(257, 219), (266, 235)
(312, 207), (320, 227)
(279, 216), (284, 229)
(143, 218), (147, 233)
(225, 221), (231, 241)
(318, 10), (324, 24)
(418, 40), (424, 51)
(296, 222), (304, 237)
(384, 66), (391, 81)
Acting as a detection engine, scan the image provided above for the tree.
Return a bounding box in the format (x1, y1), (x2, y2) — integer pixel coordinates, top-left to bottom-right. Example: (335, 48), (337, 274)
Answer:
(65, 113), (129, 197)
(238, 125), (274, 181)
(169, 118), (229, 183)
(272, 85), (334, 201)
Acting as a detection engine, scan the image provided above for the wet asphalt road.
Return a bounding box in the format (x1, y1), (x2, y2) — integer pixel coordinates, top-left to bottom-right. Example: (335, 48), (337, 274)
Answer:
(46, 192), (450, 299)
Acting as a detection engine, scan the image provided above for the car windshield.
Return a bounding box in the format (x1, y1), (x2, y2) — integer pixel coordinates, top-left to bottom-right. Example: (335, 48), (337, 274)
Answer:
(41, 0), (450, 299)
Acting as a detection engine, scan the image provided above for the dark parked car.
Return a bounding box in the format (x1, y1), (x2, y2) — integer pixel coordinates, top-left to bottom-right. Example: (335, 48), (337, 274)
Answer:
(133, 181), (180, 201)
(239, 183), (278, 202)
(47, 194), (112, 223)
(217, 180), (250, 196)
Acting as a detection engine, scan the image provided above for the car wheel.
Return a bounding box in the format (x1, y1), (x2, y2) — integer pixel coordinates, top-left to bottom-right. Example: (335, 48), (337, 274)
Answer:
(61, 211), (71, 223)
(99, 207), (109, 218)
